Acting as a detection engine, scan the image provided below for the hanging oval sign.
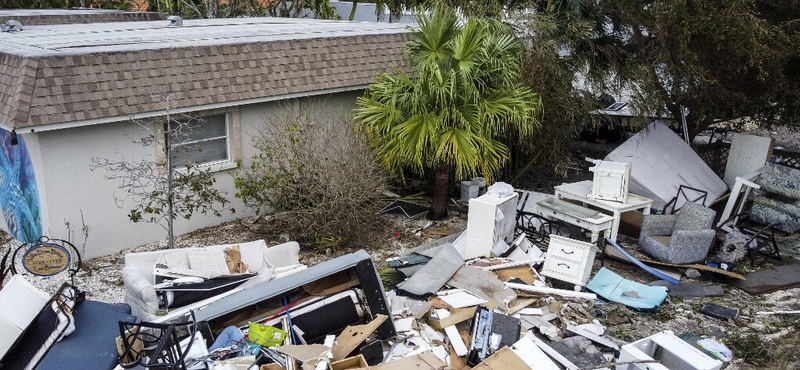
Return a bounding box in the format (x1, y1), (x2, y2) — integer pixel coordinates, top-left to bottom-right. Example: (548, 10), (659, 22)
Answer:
(22, 243), (71, 276)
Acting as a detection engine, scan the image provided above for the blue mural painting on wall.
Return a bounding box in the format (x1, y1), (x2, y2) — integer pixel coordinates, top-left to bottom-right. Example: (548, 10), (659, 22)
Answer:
(0, 129), (42, 243)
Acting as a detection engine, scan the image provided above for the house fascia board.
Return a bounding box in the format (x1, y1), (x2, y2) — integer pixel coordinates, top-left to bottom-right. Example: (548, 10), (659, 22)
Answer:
(27, 84), (368, 133)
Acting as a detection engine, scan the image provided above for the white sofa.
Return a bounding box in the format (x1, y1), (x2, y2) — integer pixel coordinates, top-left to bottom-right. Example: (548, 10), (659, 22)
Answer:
(121, 240), (300, 322)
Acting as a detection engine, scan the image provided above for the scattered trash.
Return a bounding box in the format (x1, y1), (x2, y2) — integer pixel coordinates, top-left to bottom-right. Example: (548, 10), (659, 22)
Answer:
(378, 200), (430, 218)
(685, 268), (702, 278)
(699, 304), (739, 321)
(618, 331), (723, 370)
(648, 280), (724, 298)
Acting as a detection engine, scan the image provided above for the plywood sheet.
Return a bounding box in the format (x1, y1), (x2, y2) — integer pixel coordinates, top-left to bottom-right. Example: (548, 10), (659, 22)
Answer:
(604, 121), (727, 209)
(331, 314), (387, 360)
(724, 133), (773, 187)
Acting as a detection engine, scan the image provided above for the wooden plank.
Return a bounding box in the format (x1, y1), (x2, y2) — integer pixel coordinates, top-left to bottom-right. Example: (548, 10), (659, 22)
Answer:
(370, 350), (447, 370)
(471, 347), (531, 370)
(331, 314), (387, 360)
(427, 307), (477, 330)
(509, 335), (560, 370)
(504, 282), (597, 300)
(604, 241), (746, 280)
(565, 323), (619, 350)
(435, 309), (469, 357)
(529, 335), (579, 370)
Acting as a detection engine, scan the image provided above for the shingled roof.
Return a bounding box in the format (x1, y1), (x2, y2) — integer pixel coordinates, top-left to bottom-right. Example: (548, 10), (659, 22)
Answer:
(0, 17), (411, 131)
(0, 9), (163, 26)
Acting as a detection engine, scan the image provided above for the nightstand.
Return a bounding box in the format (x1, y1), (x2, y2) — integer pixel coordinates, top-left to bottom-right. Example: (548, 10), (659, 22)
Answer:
(540, 235), (597, 290)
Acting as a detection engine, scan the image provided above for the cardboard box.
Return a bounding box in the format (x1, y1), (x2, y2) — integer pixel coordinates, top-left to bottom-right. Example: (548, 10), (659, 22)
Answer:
(331, 354), (368, 370)
(260, 364), (286, 370)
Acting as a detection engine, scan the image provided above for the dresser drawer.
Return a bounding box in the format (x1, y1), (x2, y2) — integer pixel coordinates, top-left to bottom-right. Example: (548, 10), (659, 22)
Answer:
(542, 257), (582, 279)
(548, 242), (587, 264)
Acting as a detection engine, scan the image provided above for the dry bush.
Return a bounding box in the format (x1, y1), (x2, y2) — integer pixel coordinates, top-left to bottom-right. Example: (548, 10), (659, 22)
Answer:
(234, 102), (388, 245)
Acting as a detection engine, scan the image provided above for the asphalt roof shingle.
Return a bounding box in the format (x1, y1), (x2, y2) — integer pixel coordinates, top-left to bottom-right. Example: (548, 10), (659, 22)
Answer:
(0, 17), (411, 130)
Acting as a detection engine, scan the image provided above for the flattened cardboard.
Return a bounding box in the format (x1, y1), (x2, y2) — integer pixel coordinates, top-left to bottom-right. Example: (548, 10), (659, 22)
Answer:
(493, 265), (536, 285)
(369, 350), (447, 370)
(330, 354), (368, 370)
(331, 314), (387, 360)
(276, 344), (331, 362)
(471, 347), (531, 370)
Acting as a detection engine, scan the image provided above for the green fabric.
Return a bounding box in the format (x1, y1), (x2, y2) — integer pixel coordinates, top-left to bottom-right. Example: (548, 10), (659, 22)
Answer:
(247, 322), (287, 347)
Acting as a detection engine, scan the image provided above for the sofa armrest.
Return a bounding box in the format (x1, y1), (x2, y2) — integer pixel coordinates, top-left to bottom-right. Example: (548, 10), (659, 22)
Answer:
(121, 267), (160, 320)
(263, 241), (301, 269)
(640, 214), (676, 239)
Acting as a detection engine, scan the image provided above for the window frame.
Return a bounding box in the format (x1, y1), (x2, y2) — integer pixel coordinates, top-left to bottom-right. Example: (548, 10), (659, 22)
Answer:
(156, 108), (241, 174)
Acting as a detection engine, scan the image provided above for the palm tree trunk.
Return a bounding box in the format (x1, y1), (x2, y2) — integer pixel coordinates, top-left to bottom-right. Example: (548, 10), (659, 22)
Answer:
(349, 0), (358, 21)
(429, 163), (449, 220)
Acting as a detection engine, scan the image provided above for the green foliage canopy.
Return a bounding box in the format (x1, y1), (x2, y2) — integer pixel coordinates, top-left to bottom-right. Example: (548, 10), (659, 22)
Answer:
(354, 6), (541, 218)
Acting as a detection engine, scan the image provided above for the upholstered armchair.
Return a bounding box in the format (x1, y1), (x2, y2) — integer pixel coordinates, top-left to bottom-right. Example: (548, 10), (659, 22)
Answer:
(639, 202), (717, 264)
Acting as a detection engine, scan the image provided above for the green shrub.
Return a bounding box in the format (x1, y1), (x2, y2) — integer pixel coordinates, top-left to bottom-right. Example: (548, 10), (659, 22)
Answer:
(234, 103), (388, 245)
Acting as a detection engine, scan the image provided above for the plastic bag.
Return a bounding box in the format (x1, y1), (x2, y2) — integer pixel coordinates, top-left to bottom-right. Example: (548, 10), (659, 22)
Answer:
(486, 182), (514, 197)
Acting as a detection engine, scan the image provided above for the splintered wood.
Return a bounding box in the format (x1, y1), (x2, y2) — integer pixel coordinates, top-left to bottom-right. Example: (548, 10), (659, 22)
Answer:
(331, 314), (387, 360)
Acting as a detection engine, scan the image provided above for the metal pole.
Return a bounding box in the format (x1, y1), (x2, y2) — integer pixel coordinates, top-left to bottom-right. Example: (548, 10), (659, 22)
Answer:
(165, 103), (175, 249)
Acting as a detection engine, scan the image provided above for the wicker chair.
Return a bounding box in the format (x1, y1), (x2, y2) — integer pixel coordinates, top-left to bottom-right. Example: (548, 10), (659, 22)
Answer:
(639, 202), (717, 264)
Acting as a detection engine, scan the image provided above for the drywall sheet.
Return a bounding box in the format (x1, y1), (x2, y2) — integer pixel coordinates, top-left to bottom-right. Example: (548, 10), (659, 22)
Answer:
(723, 133), (773, 187)
(604, 121), (728, 209)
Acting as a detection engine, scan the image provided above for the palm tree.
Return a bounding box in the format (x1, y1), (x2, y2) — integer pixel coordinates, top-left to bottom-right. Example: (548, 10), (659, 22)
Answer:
(354, 6), (541, 219)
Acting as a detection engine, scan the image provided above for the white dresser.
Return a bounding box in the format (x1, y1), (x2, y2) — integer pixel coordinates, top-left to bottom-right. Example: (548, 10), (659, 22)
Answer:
(540, 235), (597, 289)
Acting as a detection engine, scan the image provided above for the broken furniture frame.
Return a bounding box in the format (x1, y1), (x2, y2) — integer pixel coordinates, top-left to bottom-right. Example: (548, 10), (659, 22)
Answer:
(536, 197), (614, 244)
(587, 158), (631, 204)
(660, 185), (709, 215)
(118, 312), (203, 370)
(554, 180), (653, 242)
(181, 250), (395, 364)
(716, 212), (780, 267)
(617, 330), (722, 370)
(0, 283), (78, 370)
(516, 190), (574, 247)
(515, 211), (573, 248)
(717, 167), (763, 231)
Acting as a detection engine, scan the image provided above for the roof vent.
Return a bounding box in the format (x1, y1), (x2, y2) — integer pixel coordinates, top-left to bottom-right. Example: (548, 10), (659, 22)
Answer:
(167, 16), (183, 27)
(1, 20), (23, 32)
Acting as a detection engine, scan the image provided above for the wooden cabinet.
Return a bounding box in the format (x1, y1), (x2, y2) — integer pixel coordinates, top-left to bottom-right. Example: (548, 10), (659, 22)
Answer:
(588, 159), (631, 203)
(465, 193), (518, 259)
(540, 235), (596, 289)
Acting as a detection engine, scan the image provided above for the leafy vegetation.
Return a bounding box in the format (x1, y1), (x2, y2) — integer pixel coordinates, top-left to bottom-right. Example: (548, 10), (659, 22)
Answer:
(91, 102), (233, 249)
(355, 6), (541, 219)
(234, 102), (387, 244)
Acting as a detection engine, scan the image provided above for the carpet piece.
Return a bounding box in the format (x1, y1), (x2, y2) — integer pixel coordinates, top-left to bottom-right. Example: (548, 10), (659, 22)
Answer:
(649, 280), (725, 298)
(733, 263), (800, 295)
(395, 244), (463, 299)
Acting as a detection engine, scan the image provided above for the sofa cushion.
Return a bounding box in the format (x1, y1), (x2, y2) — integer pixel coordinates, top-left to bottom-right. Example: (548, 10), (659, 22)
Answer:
(36, 301), (136, 370)
(186, 250), (230, 277)
(756, 163), (800, 200)
(674, 202), (715, 231)
(162, 251), (191, 270)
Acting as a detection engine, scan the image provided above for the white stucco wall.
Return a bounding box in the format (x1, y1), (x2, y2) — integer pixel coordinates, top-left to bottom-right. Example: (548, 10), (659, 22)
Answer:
(28, 91), (362, 258)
